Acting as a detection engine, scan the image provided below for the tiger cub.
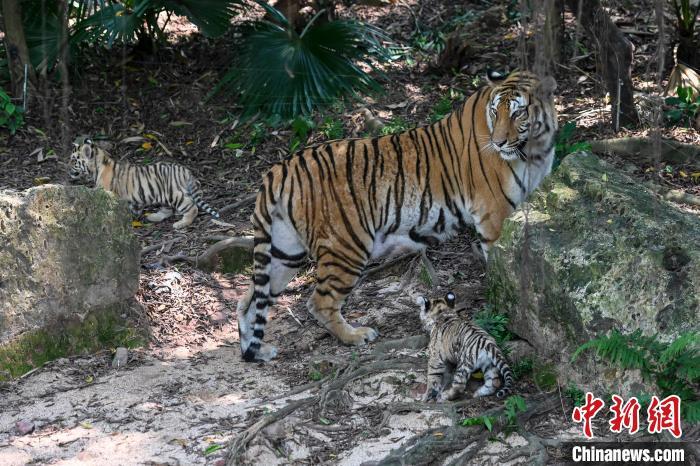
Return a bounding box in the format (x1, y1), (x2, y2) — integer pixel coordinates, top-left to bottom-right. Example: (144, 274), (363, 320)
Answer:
(417, 292), (513, 401)
(68, 140), (219, 229)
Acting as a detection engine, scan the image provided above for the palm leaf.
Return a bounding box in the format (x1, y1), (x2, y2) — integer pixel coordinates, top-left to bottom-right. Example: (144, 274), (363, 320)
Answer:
(215, 3), (389, 117)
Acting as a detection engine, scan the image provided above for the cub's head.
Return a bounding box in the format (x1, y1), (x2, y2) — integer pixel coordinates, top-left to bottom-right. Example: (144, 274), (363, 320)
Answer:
(416, 291), (456, 333)
(485, 71), (558, 162)
(68, 139), (98, 182)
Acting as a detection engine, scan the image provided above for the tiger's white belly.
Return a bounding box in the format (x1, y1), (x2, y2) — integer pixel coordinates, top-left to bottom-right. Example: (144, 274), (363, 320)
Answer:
(369, 198), (472, 260)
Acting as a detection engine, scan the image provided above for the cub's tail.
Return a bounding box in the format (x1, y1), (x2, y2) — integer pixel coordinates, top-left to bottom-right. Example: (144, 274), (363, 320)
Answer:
(187, 180), (220, 218)
(495, 358), (514, 399)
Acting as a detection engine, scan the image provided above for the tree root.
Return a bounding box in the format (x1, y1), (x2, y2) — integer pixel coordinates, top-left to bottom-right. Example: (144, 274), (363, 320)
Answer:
(218, 193), (258, 215)
(159, 236), (253, 269)
(500, 431), (563, 466)
(225, 355), (421, 465)
(376, 392), (560, 466)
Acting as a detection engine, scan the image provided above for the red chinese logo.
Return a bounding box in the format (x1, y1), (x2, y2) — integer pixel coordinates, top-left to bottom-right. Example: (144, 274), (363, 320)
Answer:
(609, 395), (640, 434)
(572, 392), (605, 438)
(647, 395), (682, 438)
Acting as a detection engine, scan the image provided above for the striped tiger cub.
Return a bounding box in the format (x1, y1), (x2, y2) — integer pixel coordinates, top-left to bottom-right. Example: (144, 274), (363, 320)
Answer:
(417, 292), (513, 401)
(68, 140), (219, 229)
(237, 71), (557, 362)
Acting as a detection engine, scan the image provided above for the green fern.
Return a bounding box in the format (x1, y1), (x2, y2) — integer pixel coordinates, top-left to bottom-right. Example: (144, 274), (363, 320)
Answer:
(573, 330), (700, 423)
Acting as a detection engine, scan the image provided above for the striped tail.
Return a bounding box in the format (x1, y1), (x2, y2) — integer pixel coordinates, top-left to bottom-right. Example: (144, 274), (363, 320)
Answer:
(187, 181), (220, 219)
(496, 358), (514, 398)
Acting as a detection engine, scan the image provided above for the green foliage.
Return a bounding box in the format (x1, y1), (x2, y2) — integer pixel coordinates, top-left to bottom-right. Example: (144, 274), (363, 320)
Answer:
(0, 88), (24, 134)
(217, 1), (388, 118)
(418, 264), (433, 287)
(429, 96), (454, 123)
(77, 0), (241, 45)
(461, 395), (527, 432)
(473, 306), (512, 348)
(461, 414), (496, 431)
(532, 361), (558, 391)
(503, 395), (527, 427)
(554, 121), (591, 170)
(308, 369), (323, 381)
(289, 115), (315, 153)
(320, 117), (345, 140)
(672, 0), (700, 33)
(665, 86), (700, 126)
(15, 0), (241, 75)
(511, 357), (533, 379)
(564, 383), (586, 407)
(410, 9), (477, 54)
(573, 330), (700, 423)
(381, 116), (410, 135)
(203, 443), (224, 456)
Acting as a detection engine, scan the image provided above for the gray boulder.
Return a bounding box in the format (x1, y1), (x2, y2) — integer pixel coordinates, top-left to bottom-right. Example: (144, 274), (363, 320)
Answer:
(0, 185), (141, 377)
(487, 152), (699, 393)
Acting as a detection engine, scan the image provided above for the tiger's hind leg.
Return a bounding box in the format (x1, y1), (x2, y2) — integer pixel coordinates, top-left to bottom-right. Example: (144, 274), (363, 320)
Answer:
(439, 365), (472, 401)
(473, 366), (501, 397)
(146, 207), (173, 223)
(173, 201), (198, 229)
(238, 217), (306, 362)
(307, 249), (378, 346)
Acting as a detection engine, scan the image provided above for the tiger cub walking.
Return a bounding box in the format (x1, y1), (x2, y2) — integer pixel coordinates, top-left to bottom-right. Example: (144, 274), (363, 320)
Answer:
(417, 292), (513, 401)
(69, 140), (219, 229)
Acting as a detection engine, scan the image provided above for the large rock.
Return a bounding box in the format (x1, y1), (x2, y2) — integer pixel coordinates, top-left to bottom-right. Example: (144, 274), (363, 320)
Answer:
(0, 185), (141, 378)
(487, 152), (699, 393)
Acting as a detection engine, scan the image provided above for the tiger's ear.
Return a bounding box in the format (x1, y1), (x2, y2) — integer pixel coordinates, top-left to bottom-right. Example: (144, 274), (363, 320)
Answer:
(485, 69), (508, 86)
(445, 292), (456, 308)
(80, 142), (93, 159)
(535, 76), (557, 100)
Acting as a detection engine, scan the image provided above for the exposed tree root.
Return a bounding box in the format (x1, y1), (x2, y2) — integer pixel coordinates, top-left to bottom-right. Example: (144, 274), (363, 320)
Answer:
(376, 392), (560, 466)
(225, 355), (421, 465)
(218, 193), (258, 215)
(159, 236), (253, 269)
(500, 431), (563, 466)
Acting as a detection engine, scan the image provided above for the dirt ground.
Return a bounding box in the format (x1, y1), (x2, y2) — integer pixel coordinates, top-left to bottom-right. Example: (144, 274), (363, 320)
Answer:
(1, 0), (699, 464)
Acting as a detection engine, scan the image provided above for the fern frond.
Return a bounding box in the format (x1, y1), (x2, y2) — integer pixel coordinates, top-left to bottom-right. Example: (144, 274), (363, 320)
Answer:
(660, 332), (699, 365)
(682, 399), (700, 424)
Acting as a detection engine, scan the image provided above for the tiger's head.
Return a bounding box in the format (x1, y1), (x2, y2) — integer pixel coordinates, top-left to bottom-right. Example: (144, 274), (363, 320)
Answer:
(484, 71), (558, 162)
(68, 139), (98, 182)
(416, 291), (457, 333)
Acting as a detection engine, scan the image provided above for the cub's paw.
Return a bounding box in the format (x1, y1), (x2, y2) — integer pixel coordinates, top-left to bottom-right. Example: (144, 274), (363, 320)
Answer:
(172, 220), (190, 229)
(342, 326), (379, 346)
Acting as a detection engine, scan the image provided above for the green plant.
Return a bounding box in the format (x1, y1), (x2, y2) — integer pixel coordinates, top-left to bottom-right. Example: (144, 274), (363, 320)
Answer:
(503, 395), (527, 428)
(665, 86), (700, 126)
(381, 115), (410, 135)
(216, 1), (388, 118)
(0, 88), (24, 134)
(320, 117), (344, 140)
(473, 306), (512, 348)
(573, 330), (700, 423)
(512, 357), (533, 379)
(564, 383), (585, 407)
(461, 395), (527, 432)
(429, 96), (454, 123)
(289, 115), (315, 153)
(553, 121), (591, 170)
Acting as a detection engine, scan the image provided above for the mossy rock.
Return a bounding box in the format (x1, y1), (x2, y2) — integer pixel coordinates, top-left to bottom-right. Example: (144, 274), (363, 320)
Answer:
(0, 185), (142, 378)
(487, 152), (700, 395)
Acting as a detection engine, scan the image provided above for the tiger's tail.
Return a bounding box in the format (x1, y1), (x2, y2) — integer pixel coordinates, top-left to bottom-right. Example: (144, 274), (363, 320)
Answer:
(187, 179), (220, 218)
(495, 355), (514, 398)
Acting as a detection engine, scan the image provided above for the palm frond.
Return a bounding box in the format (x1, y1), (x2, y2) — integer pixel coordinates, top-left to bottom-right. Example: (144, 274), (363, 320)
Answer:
(215, 4), (389, 117)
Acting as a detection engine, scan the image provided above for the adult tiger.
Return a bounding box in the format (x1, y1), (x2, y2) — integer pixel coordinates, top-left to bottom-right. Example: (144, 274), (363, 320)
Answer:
(238, 71), (557, 362)
(68, 140), (219, 228)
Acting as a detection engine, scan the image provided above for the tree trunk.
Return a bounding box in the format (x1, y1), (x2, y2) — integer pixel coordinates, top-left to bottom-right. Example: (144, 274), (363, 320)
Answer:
(566, 0), (638, 129)
(1, 0), (35, 98)
(534, 0), (564, 76)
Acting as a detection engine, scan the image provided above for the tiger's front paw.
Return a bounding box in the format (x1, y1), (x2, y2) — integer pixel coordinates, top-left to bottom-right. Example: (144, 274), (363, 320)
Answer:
(340, 326), (379, 346)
